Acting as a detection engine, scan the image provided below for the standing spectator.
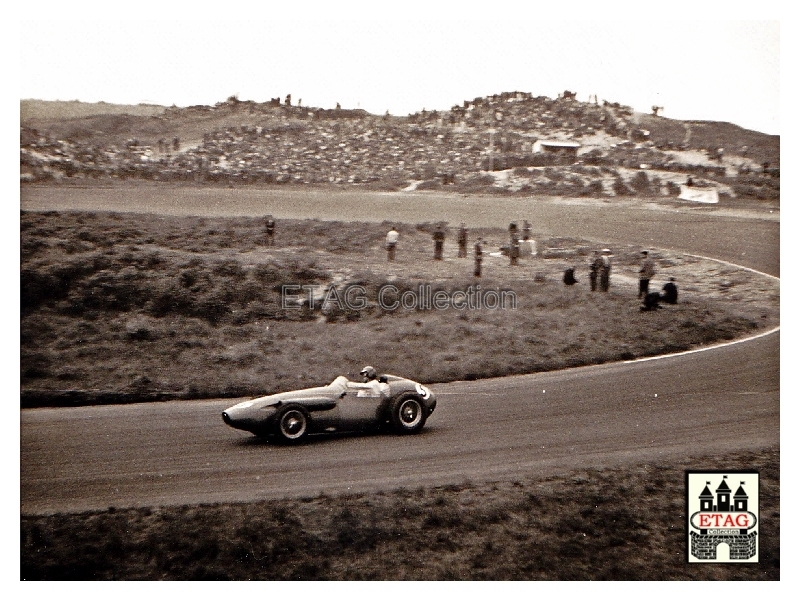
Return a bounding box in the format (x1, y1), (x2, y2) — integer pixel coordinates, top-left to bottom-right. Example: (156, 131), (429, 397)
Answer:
(599, 249), (612, 292)
(661, 277), (678, 304)
(522, 219), (532, 241)
(638, 250), (656, 298)
(508, 222), (520, 266)
(589, 250), (603, 291)
(457, 223), (468, 258)
(385, 226), (399, 261)
(473, 237), (483, 277)
(508, 222), (518, 241)
(433, 224), (445, 260)
(264, 215), (276, 246)
(510, 238), (520, 266)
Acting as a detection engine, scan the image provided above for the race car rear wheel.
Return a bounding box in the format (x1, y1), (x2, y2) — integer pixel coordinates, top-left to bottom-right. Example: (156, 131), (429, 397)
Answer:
(390, 394), (426, 434)
(275, 405), (309, 443)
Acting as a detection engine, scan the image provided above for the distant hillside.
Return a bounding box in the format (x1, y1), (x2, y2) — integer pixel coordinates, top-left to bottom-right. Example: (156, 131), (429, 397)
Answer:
(21, 99), (166, 121)
(20, 98), (369, 149)
(19, 94), (779, 202)
(636, 113), (779, 167)
(21, 96), (779, 165)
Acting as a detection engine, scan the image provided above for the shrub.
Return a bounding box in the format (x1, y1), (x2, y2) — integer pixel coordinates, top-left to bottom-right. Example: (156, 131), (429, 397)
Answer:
(125, 316), (159, 341)
(416, 179), (442, 191)
(731, 183), (780, 201)
(612, 177), (633, 196)
(580, 149), (604, 165)
(213, 260), (246, 278)
(650, 176), (662, 195)
(580, 180), (604, 197)
(666, 181), (681, 196)
(630, 171), (651, 194)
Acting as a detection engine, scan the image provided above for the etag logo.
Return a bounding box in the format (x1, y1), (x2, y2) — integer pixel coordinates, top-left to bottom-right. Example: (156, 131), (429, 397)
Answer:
(686, 471), (759, 563)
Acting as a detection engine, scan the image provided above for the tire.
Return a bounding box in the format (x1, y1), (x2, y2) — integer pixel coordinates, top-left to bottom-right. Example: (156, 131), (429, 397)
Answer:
(275, 405), (310, 443)
(389, 394), (426, 434)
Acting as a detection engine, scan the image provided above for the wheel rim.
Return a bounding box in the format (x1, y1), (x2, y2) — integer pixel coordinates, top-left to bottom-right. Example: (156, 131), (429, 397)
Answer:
(399, 399), (422, 428)
(280, 410), (307, 439)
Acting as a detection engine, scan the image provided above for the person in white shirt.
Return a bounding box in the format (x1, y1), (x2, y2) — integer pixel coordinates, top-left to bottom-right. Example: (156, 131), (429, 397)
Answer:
(600, 248), (612, 292)
(638, 250), (657, 298)
(385, 227), (399, 261)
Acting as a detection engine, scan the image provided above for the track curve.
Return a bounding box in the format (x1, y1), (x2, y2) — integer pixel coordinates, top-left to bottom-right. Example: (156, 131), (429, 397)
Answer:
(19, 191), (779, 515)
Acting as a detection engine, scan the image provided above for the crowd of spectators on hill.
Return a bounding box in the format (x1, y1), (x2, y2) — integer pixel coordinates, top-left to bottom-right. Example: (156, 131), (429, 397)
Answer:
(19, 92), (772, 195)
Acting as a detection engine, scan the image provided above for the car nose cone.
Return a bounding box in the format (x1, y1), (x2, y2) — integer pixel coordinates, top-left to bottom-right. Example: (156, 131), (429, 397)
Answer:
(222, 411), (232, 425)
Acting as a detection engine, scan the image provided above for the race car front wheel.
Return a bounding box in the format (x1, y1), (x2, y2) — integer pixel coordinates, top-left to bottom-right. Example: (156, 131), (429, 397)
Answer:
(275, 405), (309, 443)
(390, 394), (426, 434)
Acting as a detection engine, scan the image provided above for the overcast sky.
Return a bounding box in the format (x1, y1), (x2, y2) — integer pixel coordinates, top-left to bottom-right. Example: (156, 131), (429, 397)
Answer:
(18, 4), (783, 134)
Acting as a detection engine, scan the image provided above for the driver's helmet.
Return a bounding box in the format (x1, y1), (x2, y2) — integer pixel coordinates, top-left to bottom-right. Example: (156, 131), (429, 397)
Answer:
(359, 366), (378, 382)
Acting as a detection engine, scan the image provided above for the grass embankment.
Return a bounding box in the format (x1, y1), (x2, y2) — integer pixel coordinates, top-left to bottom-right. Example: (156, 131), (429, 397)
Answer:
(21, 211), (778, 407)
(20, 447), (779, 580)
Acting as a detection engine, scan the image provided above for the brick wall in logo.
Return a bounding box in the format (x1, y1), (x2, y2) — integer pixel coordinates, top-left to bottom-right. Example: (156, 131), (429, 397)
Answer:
(686, 471), (759, 563)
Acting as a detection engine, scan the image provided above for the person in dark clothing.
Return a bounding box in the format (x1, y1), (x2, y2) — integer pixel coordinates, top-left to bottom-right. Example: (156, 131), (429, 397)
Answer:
(457, 224), (468, 258)
(433, 224), (445, 260)
(563, 267), (578, 285)
(510, 239), (520, 265)
(589, 250), (602, 291)
(641, 292), (662, 311)
(661, 277), (678, 304)
(508, 222), (520, 266)
(473, 238), (483, 277)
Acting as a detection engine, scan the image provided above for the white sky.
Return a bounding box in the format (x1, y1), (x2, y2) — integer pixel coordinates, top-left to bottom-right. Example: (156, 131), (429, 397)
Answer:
(17, 2), (784, 134)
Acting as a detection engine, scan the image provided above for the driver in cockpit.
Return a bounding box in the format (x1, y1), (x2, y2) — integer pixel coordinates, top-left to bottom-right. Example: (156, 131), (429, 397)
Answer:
(349, 365), (389, 397)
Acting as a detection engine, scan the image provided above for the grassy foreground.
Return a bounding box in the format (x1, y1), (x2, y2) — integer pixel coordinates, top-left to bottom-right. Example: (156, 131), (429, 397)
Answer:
(20, 211), (779, 407)
(21, 447), (779, 580)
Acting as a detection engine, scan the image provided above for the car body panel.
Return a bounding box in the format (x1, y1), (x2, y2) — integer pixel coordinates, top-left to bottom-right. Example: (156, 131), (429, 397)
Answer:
(222, 374), (436, 439)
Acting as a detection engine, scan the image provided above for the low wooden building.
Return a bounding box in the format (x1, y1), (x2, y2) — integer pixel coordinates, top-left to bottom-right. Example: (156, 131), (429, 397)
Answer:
(532, 139), (581, 160)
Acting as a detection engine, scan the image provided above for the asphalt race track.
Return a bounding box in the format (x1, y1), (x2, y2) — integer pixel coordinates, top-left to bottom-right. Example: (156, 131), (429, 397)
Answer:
(20, 193), (780, 515)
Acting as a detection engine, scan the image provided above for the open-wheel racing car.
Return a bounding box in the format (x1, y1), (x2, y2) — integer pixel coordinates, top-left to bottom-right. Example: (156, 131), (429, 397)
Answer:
(222, 367), (436, 443)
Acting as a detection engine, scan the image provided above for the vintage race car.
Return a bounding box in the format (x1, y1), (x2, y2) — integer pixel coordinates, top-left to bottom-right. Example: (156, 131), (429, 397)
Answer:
(222, 373), (436, 443)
